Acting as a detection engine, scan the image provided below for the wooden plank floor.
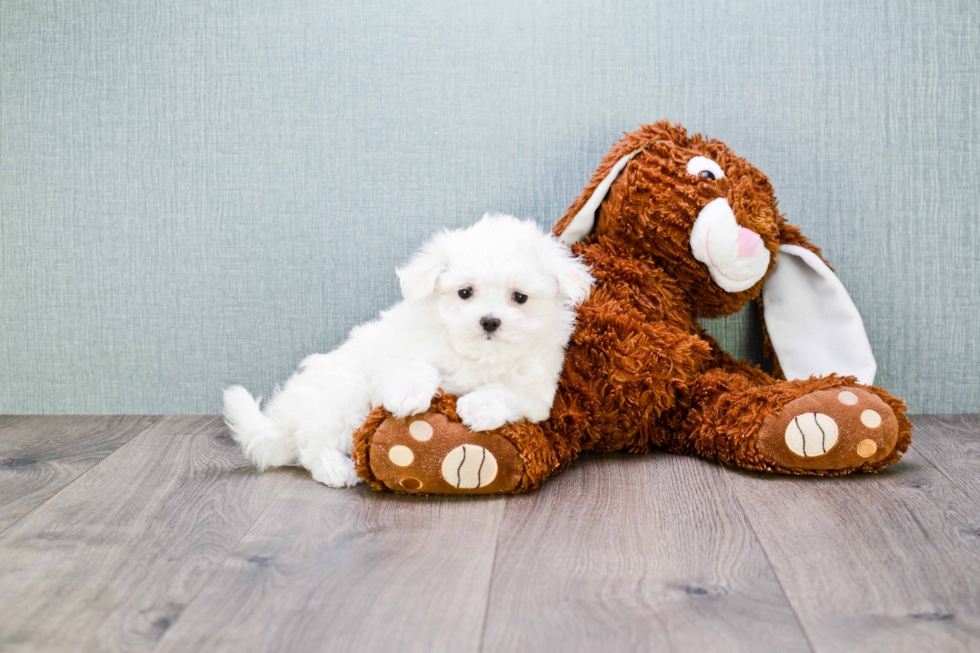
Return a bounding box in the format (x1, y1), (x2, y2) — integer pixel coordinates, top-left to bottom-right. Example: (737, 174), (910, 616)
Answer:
(0, 415), (978, 653)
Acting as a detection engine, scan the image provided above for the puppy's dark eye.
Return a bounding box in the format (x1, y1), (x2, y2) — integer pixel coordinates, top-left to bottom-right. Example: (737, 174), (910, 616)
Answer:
(458, 288), (473, 299)
(699, 170), (716, 180)
(512, 292), (528, 304)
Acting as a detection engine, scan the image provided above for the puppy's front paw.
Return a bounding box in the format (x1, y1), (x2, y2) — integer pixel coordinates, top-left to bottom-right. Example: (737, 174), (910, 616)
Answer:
(457, 391), (520, 432)
(382, 364), (439, 417)
(306, 449), (362, 488)
(383, 384), (437, 418)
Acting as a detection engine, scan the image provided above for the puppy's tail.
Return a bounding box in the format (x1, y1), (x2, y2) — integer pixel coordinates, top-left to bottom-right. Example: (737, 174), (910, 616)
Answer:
(222, 386), (297, 470)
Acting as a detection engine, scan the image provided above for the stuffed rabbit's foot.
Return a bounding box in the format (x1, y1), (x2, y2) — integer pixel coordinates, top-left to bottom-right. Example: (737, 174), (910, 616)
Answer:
(359, 412), (525, 494)
(756, 387), (900, 472)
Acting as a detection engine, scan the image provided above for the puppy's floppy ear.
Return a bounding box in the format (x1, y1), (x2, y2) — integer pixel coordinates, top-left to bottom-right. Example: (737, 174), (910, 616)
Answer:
(761, 244), (876, 385)
(538, 235), (594, 307)
(397, 237), (447, 302)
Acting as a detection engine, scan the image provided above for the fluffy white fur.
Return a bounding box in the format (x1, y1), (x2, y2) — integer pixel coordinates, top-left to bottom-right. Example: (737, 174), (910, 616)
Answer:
(223, 213), (593, 487)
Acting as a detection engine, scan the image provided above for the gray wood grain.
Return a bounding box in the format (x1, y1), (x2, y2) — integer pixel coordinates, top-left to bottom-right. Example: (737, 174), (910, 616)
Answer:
(153, 482), (505, 653)
(2, 415), (979, 653)
(0, 416), (291, 653)
(908, 415), (980, 501)
(480, 453), (812, 653)
(725, 446), (980, 653)
(0, 415), (159, 533)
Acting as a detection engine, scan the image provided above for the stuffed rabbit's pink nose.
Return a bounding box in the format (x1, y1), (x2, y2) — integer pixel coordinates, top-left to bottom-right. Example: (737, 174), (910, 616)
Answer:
(737, 228), (763, 258)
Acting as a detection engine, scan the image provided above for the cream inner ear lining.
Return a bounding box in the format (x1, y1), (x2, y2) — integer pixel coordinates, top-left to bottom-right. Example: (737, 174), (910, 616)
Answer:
(558, 147), (646, 245)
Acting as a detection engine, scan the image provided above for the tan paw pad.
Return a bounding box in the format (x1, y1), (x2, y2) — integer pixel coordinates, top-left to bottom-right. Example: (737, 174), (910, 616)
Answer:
(409, 420), (433, 441)
(441, 444), (498, 489)
(861, 410), (882, 428)
(857, 439), (878, 458)
(388, 445), (414, 466)
(784, 413), (839, 457)
(399, 477), (422, 490)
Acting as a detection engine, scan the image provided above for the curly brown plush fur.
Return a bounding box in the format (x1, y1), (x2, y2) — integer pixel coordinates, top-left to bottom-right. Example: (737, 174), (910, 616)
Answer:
(353, 120), (911, 494)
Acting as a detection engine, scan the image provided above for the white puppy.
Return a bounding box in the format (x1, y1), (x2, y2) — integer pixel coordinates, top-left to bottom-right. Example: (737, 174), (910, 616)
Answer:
(223, 213), (593, 487)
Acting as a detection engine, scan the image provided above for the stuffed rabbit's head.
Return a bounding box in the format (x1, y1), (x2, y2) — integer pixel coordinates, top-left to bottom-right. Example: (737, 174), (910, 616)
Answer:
(555, 121), (790, 318)
(554, 119), (878, 385)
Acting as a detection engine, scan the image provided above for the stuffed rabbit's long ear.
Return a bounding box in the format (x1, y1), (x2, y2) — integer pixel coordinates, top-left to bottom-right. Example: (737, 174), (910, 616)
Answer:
(761, 244), (876, 384)
(558, 148), (645, 244)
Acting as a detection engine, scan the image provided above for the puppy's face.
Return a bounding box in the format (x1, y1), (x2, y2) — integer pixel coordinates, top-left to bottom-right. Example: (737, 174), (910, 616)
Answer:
(433, 250), (562, 360)
(398, 214), (593, 361)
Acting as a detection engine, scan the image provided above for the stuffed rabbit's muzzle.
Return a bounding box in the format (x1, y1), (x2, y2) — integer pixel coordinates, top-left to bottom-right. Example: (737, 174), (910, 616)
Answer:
(689, 197), (771, 293)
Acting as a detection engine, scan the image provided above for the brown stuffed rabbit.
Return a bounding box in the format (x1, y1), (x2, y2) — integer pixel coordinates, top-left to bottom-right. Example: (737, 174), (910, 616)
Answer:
(352, 120), (912, 494)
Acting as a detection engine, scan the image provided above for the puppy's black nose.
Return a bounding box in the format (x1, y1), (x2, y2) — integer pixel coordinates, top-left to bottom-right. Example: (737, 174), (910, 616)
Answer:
(480, 315), (501, 334)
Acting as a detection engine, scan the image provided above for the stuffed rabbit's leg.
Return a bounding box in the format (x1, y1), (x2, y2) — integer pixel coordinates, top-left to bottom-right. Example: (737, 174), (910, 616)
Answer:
(352, 393), (564, 494)
(661, 369), (911, 475)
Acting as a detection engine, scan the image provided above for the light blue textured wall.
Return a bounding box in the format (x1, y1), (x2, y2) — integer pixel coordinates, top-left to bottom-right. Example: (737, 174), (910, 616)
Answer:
(1, 0), (977, 414)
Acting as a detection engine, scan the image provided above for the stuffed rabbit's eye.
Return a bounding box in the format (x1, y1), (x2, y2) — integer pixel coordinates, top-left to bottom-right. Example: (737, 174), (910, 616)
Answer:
(687, 156), (725, 181)
(512, 291), (528, 304)
(458, 287), (473, 299)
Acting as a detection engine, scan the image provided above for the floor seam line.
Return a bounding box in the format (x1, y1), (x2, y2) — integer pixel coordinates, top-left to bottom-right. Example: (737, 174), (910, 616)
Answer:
(476, 499), (507, 653)
(722, 471), (819, 653)
(0, 415), (164, 538)
(147, 471), (297, 653)
(905, 418), (976, 499)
